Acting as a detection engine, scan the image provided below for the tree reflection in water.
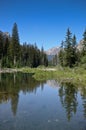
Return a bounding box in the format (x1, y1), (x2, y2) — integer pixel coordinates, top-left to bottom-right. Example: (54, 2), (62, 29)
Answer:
(59, 82), (78, 121)
(0, 73), (86, 122)
(80, 86), (86, 118)
(59, 81), (86, 120)
(0, 73), (45, 116)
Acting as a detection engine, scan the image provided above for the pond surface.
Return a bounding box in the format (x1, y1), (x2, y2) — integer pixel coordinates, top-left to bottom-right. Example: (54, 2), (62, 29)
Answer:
(0, 73), (86, 130)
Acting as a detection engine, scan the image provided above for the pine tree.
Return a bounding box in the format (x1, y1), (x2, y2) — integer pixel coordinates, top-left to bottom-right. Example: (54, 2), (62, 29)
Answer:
(44, 53), (48, 66)
(82, 29), (86, 55)
(11, 23), (20, 66)
(7, 40), (14, 67)
(58, 40), (64, 66)
(21, 42), (28, 66)
(71, 35), (77, 65)
(3, 37), (10, 56)
(0, 31), (3, 68)
(80, 29), (86, 65)
(33, 43), (40, 67)
(40, 46), (44, 65)
(0, 31), (3, 59)
(64, 28), (72, 67)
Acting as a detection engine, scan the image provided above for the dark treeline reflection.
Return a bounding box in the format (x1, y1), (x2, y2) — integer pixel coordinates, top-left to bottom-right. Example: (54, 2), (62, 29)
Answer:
(59, 82), (86, 121)
(0, 73), (45, 116)
(80, 86), (86, 118)
(0, 74), (86, 121)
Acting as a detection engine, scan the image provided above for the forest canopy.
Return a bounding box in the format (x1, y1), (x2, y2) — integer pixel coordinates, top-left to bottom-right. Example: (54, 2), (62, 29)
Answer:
(0, 23), (48, 68)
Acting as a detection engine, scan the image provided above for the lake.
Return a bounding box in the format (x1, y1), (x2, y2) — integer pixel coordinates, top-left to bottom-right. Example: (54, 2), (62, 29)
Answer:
(0, 73), (86, 130)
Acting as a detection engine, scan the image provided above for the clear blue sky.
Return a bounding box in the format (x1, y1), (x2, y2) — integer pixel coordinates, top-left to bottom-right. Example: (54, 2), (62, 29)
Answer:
(0, 0), (86, 50)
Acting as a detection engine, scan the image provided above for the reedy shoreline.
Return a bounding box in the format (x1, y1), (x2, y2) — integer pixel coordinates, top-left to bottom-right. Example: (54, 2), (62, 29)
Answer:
(0, 67), (86, 87)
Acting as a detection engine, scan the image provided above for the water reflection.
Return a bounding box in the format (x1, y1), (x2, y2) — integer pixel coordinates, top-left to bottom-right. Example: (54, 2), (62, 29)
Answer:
(0, 73), (45, 116)
(47, 79), (86, 121)
(0, 73), (86, 130)
(80, 87), (86, 118)
(59, 82), (78, 121)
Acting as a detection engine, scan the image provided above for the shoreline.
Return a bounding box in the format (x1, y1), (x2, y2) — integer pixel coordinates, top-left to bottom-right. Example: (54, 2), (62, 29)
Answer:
(0, 67), (56, 73)
(0, 67), (86, 87)
(0, 68), (20, 73)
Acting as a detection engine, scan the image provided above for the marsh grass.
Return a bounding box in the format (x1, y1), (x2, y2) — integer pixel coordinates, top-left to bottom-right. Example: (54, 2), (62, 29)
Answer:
(19, 66), (86, 87)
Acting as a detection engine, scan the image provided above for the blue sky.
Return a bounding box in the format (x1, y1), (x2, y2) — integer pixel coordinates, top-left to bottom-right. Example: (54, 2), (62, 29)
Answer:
(0, 0), (86, 50)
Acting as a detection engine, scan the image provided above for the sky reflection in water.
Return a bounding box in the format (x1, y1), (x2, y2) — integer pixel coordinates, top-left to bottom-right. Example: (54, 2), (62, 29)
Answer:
(0, 73), (86, 130)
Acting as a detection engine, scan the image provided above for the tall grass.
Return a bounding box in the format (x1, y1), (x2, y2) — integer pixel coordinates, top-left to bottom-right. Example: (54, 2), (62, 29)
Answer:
(20, 66), (86, 87)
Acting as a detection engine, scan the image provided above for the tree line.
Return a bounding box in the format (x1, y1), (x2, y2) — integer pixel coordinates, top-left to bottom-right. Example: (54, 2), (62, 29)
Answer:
(58, 28), (86, 67)
(0, 23), (86, 68)
(0, 23), (48, 68)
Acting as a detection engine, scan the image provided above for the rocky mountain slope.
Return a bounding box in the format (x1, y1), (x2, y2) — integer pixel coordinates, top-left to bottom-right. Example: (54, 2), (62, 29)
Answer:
(45, 46), (60, 55)
(0, 31), (10, 39)
(46, 40), (84, 55)
(45, 40), (84, 61)
(77, 40), (84, 51)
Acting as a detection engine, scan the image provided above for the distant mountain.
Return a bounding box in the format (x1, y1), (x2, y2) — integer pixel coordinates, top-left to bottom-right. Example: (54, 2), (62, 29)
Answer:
(0, 31), (10, 39)
(45, 46), (60, 61)
(77, 40), (84, 51)
(45, 46), (60, 55)
(46, 40), (84, 56)
(45, 40), (85, 61)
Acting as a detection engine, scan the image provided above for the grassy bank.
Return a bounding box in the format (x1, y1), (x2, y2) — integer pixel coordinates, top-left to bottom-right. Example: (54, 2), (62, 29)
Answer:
(20, 66), (86, 86)
(0, 66), (86, 86)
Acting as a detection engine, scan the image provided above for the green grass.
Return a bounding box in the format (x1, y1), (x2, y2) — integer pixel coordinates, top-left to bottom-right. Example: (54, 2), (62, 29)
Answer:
(19, 66), (86, 87)
(1, 66), (86, 86)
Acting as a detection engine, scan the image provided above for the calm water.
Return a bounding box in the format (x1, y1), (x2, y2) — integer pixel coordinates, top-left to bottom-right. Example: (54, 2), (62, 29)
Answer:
(0, 73), (86, 130)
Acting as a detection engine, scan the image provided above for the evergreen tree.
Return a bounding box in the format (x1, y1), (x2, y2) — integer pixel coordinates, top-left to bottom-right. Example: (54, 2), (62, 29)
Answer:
(3, 37), (10, 56)
(58, 40), (64, 66)
(80, 29), (86, 65)
(44, 53), (48, 66)
(0, 31), (3, 59)
(82, 29), (86, 55)
(11, 23), (20, 66)
(33, 43), (40, 67)
(22, 42), (29, 66)
(40, 46), (44, 65)
(64, 28), (73, 67)
(0, 31), (3, 68)
(7, 40), (14, 67)
(71, 35), (77, 65)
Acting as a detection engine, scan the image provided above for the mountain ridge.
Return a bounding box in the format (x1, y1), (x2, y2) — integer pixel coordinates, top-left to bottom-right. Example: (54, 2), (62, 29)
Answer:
(45, 46), (60, 55)
(45, 40), (84, 56)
